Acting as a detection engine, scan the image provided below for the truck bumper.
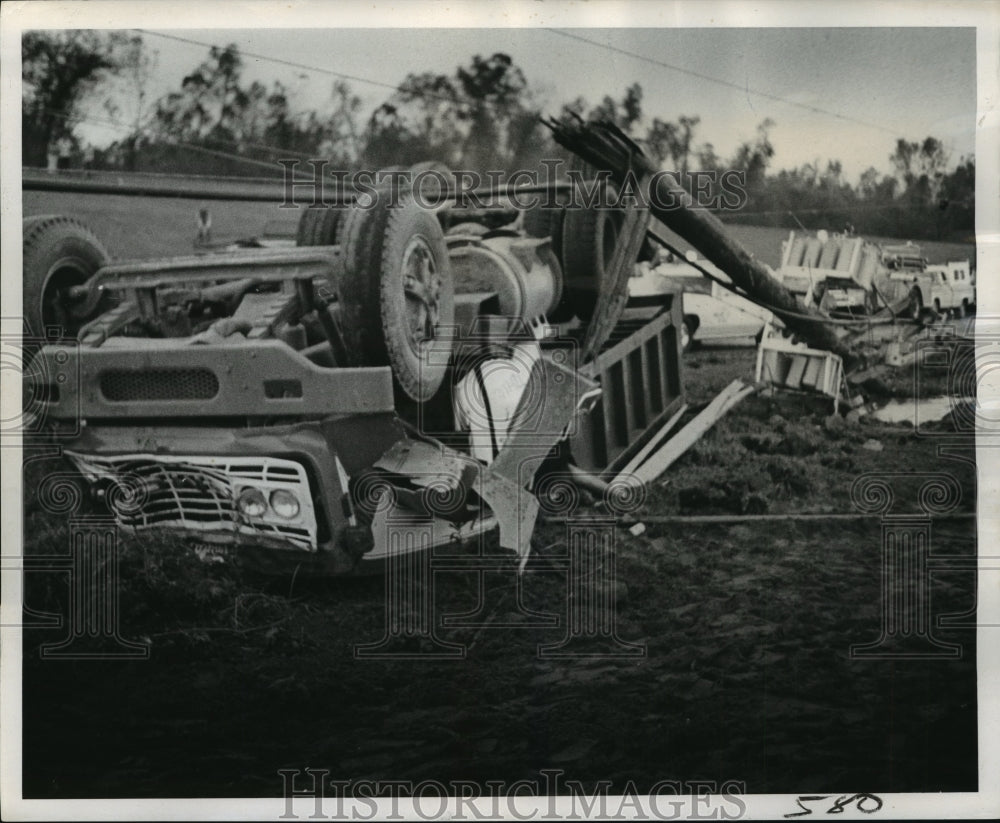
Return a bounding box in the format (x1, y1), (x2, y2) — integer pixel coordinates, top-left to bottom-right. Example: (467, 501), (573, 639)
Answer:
(56, 413), (409, 575)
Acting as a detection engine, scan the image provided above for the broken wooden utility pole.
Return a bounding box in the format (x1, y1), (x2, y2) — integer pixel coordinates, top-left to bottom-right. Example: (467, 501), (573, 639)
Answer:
(543, 117), (856, 368)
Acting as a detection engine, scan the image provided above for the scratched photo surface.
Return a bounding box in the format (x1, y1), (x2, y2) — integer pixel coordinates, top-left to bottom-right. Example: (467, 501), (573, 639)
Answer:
(14, 18), (982, 809)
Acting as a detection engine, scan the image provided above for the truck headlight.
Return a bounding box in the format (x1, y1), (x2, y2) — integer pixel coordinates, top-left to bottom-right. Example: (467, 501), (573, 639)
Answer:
(237, 487), (267, 518)
(269, 489), (300, 519)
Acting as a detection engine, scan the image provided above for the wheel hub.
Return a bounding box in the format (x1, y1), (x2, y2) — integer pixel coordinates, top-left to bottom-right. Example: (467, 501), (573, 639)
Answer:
(43, 257), (100, 333)
(400, 235), (441, 348)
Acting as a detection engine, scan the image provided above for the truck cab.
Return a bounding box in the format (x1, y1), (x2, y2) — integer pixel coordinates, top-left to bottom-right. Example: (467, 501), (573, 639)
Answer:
(922, 261), (975, 316)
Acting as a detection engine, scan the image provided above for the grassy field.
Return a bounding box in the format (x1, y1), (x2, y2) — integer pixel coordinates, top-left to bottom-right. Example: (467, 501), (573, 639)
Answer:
(23, 190), (976, 267)
(720, 222), (976, 269)
(22, 191), (298, 260)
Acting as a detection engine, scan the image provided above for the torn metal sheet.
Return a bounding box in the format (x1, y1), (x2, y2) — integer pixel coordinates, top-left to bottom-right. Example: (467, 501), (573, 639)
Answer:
(373, 440), (475, 492)
(366, 491), (497, 563)
(482, 349), (599, 562)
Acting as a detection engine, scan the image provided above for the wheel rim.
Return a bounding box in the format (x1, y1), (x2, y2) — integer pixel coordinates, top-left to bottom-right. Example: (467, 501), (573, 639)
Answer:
(400, 234), (442, 351)
(40, 256), (97, 336)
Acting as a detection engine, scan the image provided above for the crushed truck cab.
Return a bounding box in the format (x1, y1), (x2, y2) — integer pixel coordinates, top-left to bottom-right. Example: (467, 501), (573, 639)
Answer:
(24, 187), (684, 573)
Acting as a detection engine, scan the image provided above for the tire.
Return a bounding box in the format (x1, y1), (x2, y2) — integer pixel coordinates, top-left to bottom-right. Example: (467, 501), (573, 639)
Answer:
(23, 215), (110, 339)
(296, 205), (344, 246)
(523, 203), (556, 238)
(295, 206), (320, 245)
(550, 206), (566, 271)
(338, 196), (455, 402)
(543, 209), (576, 323)
(561, 185), (625, 320)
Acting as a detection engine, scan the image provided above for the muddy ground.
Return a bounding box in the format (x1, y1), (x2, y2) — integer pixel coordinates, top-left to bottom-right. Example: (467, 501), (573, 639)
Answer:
(20, 341), (979, 800)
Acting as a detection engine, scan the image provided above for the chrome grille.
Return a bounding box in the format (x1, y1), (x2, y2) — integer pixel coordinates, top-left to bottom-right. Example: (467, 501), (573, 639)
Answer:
(99, 368), (220, 402)
(65, 452), (317, 551)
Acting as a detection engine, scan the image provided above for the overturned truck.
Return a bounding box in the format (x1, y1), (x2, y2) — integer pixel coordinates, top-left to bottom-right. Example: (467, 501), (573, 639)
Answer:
(23, 123), (847, 573)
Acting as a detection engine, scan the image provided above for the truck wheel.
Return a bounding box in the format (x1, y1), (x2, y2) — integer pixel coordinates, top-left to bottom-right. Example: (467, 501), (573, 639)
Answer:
(561, 187), (624, 320)
(23, 215), (110, 338)
(339, 196), (455, 402)
(523, 202), (560, 238)
(550, 206), (566, 270)
(560, 184), (654, 320)
(296, 205), (343, 246)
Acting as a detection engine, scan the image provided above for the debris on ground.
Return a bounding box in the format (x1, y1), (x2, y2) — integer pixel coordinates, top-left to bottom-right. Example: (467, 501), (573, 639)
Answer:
(618, 378), (759, 485)
(755, 328), (844, 410)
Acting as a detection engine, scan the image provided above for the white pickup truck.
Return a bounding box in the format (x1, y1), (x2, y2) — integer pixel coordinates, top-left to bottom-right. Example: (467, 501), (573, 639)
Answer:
(894, 260), (975, 318)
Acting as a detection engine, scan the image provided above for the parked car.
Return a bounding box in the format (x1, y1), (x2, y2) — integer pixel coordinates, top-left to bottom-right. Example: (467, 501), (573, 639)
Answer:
(630, 253), (773, 350)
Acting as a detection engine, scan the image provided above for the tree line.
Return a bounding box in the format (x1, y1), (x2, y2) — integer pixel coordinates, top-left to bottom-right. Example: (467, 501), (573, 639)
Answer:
(22, 31), (974, 242)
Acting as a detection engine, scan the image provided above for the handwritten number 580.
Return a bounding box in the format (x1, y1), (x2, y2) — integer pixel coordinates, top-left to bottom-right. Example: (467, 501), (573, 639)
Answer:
(785, 794), (883, 818)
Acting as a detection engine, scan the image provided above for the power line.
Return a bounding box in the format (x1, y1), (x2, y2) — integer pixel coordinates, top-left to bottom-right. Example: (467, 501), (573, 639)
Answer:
(55, 104), (317, 160)
(118, 27), (905, 157)
(133, 29), (465, 108)
(546, 29), (900, 138)
(45, 108), (306, 175)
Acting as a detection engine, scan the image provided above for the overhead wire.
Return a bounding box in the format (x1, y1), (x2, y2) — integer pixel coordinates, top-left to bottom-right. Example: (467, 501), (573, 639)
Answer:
(545, 29), (901, 137)
(133, 29), (467, 108)
(44, 29), (961, 220)
(43, 108), (317, 177)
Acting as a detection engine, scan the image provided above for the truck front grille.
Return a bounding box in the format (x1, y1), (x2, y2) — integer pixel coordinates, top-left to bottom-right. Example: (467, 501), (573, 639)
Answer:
(100, 368), (220, 402)
(64, 452), (317, 551)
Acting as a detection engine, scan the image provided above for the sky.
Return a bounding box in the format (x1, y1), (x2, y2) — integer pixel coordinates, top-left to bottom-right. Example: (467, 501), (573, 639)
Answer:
(75, 26), (977, 184)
